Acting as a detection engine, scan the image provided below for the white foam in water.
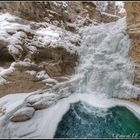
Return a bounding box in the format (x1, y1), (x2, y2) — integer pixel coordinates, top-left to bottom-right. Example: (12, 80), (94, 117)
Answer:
(0, 18), (140, 138)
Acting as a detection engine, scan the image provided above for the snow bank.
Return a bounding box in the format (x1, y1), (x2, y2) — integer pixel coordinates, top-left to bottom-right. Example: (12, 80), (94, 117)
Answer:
(0, 93), (30, 117)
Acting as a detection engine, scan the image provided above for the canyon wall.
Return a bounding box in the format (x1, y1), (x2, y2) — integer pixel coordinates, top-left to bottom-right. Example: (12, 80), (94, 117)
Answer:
(125, 2), (140, 86)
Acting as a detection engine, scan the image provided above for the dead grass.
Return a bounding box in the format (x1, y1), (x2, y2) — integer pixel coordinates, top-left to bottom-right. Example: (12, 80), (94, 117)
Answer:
(123, 98), (140, 106)
(0, 70), (47, 98)
(0, 61), (12, 68)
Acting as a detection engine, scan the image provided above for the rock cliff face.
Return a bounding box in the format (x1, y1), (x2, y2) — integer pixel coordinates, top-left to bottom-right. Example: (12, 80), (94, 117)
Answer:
(125, 2), (140, 86)
(0, 12), (80, 97)
(0, 2), (120, 25)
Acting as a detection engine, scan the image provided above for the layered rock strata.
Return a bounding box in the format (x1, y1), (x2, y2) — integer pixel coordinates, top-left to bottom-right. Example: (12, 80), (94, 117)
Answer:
(125, 2), (140, 86)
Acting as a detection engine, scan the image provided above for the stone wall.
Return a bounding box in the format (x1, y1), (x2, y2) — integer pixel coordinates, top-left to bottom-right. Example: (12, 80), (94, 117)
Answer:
(125, 2), (140, 86)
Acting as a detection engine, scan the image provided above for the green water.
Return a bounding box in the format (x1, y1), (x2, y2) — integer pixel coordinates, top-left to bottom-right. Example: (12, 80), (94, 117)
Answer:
(54, 101), (140, 138)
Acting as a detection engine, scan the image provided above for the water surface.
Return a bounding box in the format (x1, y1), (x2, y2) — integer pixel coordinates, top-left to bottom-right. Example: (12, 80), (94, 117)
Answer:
(54, 101), (140, 138)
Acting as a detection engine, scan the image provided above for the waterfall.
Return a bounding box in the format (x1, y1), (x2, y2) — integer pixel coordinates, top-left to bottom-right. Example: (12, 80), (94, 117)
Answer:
(56, 17), (140, 99)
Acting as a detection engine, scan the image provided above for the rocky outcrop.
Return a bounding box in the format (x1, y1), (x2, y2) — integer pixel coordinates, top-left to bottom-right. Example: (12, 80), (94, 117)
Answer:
(0, 46), (78, 97)
(0, 2), (69, 27)
(0, 11), (80, 97)
(0, 1), (120, 25)
(100, 12), (120, 23)
(63, 2), (120, 24)
(69, 2), (102, 23)
(0, 70), (46, 97)
(125, 2), (140, 86)
(34, 47), (78, 77)
(1, 2), (57, 21)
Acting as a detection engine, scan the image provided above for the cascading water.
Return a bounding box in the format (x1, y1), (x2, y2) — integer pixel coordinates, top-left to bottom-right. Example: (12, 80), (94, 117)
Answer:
(57, 17), (140, 99)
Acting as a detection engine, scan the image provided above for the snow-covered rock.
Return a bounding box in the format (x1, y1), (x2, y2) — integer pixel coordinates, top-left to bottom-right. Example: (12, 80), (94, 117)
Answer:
(27, 100), (52, 110)
(26, 93), (59, 110)
(10, 107), (35, 122)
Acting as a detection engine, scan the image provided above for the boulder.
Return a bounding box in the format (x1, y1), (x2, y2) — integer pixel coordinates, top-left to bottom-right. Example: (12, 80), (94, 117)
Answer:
(10, 107), (35, 122)
(27, 101), (49, 110)
(26, 93), (58, 110)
